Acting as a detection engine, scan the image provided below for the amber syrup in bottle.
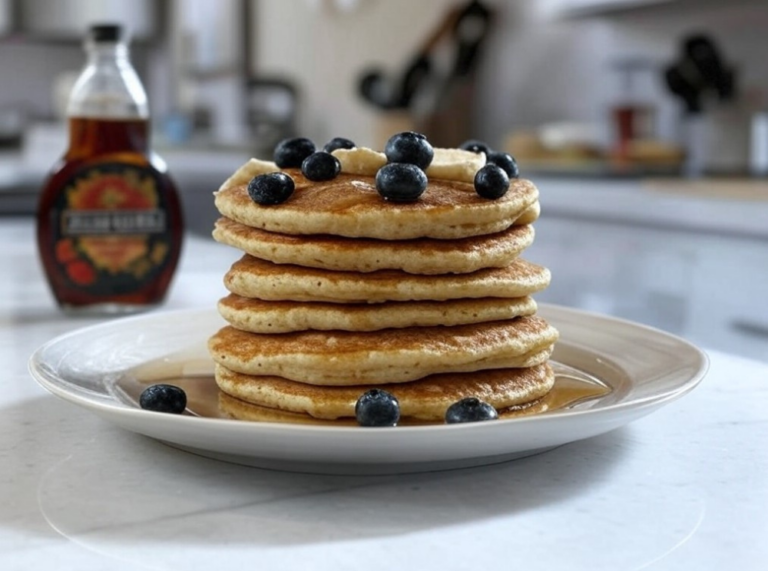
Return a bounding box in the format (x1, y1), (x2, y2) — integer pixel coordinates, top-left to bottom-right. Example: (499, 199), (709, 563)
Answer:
(36, 24), (183, 315)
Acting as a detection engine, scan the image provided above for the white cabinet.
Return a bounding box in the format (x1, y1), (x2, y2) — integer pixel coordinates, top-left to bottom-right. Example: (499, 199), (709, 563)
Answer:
(529, 217), (700, 332)
(19, 0), (158, 40)
(528, 213), (768, 362)
(687, 242), (768, 359)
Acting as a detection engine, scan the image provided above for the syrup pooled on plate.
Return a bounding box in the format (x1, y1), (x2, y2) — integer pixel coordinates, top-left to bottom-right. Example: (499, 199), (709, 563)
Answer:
(115, 361), (611, 426)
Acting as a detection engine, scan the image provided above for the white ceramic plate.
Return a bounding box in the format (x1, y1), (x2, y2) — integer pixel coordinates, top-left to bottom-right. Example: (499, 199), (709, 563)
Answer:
(29, 305), (708, 474)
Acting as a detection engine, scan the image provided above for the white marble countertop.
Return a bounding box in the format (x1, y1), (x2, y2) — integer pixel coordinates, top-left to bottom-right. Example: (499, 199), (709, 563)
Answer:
(536, 176), (768, 240)
(2, 218), (767, 570)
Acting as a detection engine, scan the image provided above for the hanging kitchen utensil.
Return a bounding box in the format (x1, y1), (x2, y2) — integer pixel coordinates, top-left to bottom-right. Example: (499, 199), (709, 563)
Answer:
(683, 35), (736, 101)
(358, 69), (399, 110)
(664, 64), (703, 115)
(396, 55), (432, 108)
(449, 0), (493, 79)
(356, 0), (492, 111)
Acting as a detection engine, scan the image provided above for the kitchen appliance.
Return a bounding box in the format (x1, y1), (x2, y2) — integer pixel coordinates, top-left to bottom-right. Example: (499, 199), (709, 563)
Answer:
(664, 34), (742, 176)
(245, 78), (299, 156)
(609, 58), (657, 162)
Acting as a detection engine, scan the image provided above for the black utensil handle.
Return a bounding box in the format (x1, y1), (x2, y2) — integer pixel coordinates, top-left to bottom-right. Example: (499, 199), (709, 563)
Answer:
(450, 0), (493, 77)
(397, 55), (432, 108)
(358, 69), (400, 110)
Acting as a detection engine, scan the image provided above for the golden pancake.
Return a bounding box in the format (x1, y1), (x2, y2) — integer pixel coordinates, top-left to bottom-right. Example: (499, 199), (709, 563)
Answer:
(219, 391), (358, 425)
(218, 293), (537, 333)
(207, 317), (559, 385)
(218, 391), (550, 425)
(516, 201), (540, 225)
(224, 255), (551, 303)
(214, 169), (539, 240)
(212, 217), (535, 274)
(209, 139), (557, 426)
(215, 362), (555, 420)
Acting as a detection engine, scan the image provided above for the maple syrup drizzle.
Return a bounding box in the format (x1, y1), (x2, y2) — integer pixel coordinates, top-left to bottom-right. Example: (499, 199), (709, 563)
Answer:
(115, 361), (611, 426)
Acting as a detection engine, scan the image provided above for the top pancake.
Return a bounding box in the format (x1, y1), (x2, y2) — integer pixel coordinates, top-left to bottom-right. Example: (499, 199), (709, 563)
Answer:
(214, 168), (539, 240)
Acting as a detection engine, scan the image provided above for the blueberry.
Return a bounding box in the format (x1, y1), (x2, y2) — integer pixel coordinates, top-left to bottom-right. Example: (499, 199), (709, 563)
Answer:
(247, 172), (295, 205)
(301, 151), (341, 181)
(487, 151), (519, 179)
(474, 164), (510, 199)
(445, 397), (498, 424)
(384, 131), (434, 170)
(375, 163), (428, 202)
(323, 137), (356, 153)
(274, 137), (316, 168)
(459, 139), (492, 155)
(139, 384), (187, 414)
(355, 389), (400, 427)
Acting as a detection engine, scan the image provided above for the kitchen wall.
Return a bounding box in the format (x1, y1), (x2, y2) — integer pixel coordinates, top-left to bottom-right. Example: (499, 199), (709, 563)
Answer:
(477, 0), (768, 148)
(250, 0), (460, 147)
(0, 40), (153, 122)
(0, 0), (158, 123)
(250, 0), (768, 151)
(0, 42), (83, 120)
(2, 0), (767, 152)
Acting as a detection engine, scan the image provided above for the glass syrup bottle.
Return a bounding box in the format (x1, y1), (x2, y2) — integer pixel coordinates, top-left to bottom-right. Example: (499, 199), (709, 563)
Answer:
(36, 24), (183, 315)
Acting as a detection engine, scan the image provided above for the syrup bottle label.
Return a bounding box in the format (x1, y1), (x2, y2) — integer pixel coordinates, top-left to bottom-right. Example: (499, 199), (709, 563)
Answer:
(48, 162), (175, 293)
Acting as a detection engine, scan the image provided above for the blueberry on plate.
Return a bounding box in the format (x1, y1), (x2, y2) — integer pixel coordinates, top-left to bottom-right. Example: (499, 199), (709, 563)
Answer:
(247, 172), (295, 205)
(375, 163), (428, 202)
(473, 164), (510, 199)
(323, 137), (356, 153)
(445, 397), (499, 424)
(274, 137), (316, 168)
(459, 139), (492, 155)
(301, 151), (341, 181)
(139, 384), (187, 414)
(356, 389), (400, 427)
(384, 131), (434, 170)
(487, 151), (519, 179)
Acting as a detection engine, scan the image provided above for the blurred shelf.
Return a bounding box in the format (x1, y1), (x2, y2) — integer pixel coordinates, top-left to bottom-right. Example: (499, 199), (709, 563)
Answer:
(644, 178), (768, 201)
(521, 158), (682, 179)
(556, 0), (765, 18)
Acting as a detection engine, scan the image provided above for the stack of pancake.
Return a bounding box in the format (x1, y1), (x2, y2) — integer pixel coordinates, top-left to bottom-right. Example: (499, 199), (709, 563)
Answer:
(208, 147), (558, 424)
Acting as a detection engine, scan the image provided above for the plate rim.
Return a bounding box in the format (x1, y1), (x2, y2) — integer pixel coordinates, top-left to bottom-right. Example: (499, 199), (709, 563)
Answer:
(28, 304), (709, 436)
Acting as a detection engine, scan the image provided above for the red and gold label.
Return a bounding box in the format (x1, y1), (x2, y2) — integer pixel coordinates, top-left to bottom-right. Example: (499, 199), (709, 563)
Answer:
(49, 163), (175, 294)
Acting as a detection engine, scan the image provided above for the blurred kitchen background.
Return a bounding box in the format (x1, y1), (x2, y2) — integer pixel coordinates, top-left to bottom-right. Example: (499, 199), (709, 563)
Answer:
(1, 0), (767, 361)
